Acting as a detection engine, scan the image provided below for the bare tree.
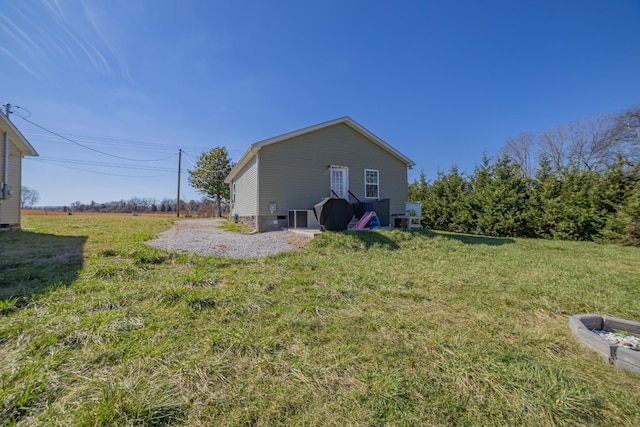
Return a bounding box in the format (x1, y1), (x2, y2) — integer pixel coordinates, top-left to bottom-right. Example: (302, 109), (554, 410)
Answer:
(502, 132), (535, 179)
(538, 113), (621, 172)
(538, 123), (570, 172)
(569, 114), (620, 171)
(70, 201), (85, 212)
(21, 186), (39, 208)
(612, 106), (640, 167)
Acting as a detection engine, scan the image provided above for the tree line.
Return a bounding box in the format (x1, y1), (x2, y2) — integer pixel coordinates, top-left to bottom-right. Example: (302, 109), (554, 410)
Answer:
(64, 197), (226, 217)
(28, 147), (234, 217)
(68, 147), (235, 216)
(409, 106), (640, 245)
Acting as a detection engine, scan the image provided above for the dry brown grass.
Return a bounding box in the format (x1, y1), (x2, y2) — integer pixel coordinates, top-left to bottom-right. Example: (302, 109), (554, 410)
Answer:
(21, 209), (68, 216)
(21, 209), (177, 218)
(284, 233), (314, 251)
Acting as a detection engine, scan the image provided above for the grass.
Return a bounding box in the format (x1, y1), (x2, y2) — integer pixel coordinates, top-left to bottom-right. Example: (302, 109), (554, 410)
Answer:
(1, 215), (640, 425)
(217, 219), (254, 233)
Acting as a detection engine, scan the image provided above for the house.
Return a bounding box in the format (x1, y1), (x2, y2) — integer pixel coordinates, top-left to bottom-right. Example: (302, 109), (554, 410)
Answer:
(225, 116), (415, 232)
(0, 107), (39, 230)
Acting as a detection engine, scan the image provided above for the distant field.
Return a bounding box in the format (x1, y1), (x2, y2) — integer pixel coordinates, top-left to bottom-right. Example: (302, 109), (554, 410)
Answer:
(22, 209), (178, 218)
(1, 215), (640, 425)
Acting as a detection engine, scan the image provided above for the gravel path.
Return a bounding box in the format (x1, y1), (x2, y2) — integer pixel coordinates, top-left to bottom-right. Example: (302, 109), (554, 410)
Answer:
(145, 218), (313, 258)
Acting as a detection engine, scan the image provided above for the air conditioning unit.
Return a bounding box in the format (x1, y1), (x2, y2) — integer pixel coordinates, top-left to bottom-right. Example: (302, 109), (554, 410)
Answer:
(288, 210), (318, 229)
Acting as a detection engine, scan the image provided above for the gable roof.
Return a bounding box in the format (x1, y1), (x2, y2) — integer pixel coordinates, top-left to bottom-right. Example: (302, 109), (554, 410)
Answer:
(225, 116), (414, 183)
(0, 112), (38, 157)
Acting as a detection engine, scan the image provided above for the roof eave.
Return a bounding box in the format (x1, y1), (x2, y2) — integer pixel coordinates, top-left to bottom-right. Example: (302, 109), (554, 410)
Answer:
(224, 146), (259, 184)
(224, 116), (415, 183)
(0, 113), (38, 157)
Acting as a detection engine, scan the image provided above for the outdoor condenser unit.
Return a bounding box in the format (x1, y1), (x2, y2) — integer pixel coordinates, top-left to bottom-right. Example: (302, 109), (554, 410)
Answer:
(288, 210), (318, 229)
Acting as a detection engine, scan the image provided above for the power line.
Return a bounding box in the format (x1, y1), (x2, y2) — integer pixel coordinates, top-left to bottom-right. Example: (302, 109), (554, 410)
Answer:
(12, 106), (179, 162)
(22, 128), (212, 154)
(31, 158), (177, 178)
(33, 156), (177, 172)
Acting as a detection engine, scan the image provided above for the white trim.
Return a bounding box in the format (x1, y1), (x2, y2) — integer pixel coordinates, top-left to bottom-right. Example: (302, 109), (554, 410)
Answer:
(255, 152), (260, 229)
(364, 169), (380, 199)
(0, 113), (38, 157)
(231, 182), (236, 204)
(329, 165), (349, 198)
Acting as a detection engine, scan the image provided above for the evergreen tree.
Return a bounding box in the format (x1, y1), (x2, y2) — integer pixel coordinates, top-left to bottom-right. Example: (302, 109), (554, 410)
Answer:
(408, 170), (429, 203)
(529, 155), (560, 238)
(422, 167), (470, 233)
(467, 155), (532, 237)
(551, 167), (601, 240)
(188, 147), (234, 217)
(599, 163), (640, 245)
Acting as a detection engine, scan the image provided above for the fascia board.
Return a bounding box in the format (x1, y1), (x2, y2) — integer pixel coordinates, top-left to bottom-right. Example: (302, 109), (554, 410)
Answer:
(0, 113), (38, 157)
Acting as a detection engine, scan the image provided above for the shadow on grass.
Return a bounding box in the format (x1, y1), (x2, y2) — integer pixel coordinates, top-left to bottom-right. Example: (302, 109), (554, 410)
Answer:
(342, 230), (401, 250)
(418, 229), (516, 246)
(0, 230), (86, 306)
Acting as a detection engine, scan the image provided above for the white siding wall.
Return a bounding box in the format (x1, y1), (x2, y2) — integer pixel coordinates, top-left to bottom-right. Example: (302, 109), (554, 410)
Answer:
(230, 156), (258, 217)
(0, 138), (24, 226)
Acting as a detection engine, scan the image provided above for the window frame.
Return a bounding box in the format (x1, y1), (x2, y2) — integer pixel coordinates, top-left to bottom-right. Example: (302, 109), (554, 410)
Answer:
(364, 169), (379, 199)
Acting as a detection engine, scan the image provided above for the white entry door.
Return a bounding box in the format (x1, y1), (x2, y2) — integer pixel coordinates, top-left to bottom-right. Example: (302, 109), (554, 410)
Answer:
(330, 166), (349, 198)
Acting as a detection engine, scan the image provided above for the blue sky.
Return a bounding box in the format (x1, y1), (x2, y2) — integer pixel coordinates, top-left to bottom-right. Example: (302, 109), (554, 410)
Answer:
(2, 0), (639, 206)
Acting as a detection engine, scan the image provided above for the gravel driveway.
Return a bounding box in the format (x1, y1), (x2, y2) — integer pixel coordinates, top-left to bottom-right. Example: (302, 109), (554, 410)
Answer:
(145, 218), (313, 258)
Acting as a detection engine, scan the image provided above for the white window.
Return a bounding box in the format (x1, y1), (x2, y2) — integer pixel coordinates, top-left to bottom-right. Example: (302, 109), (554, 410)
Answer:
(365, 169), (379, 199)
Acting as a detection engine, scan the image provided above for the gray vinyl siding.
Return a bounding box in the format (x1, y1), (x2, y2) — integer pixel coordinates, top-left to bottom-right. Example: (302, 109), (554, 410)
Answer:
(257, 123), (408, 217)
(230, 155), (258, 216)
(0, 138), (24, 226)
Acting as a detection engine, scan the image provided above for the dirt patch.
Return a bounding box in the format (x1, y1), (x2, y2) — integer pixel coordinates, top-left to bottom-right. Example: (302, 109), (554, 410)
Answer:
(284, 233), (314, 251)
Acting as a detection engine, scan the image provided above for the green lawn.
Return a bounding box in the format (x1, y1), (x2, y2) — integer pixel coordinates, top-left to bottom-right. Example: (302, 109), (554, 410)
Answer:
(1, 215), (639, 426)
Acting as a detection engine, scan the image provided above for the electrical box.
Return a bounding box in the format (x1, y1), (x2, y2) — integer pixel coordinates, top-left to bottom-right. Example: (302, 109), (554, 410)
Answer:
(0, 182), (13, 200)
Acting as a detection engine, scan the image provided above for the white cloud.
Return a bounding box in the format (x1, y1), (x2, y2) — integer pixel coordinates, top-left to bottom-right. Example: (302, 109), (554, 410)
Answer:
(0, 46), (40, 79)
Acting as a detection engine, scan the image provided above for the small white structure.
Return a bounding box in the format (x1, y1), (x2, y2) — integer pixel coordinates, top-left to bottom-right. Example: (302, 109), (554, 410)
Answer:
(391, 202), (422, 229)
(0, 106), (38, 230)
(405, 202), (422, 229)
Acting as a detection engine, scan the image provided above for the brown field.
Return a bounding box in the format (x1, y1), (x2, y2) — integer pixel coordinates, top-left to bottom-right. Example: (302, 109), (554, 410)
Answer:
(22, 209), (178, 218)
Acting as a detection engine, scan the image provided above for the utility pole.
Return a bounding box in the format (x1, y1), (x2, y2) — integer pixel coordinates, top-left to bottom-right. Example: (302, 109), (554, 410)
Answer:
(176, 149), (182, 217)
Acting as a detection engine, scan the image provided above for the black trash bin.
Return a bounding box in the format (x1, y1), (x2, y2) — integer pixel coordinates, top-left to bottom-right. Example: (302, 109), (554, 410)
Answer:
(313, 198), (354, 231)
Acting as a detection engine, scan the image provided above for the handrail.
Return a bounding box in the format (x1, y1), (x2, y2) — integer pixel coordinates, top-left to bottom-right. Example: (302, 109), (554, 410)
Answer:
(348, 190), (361, 203)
